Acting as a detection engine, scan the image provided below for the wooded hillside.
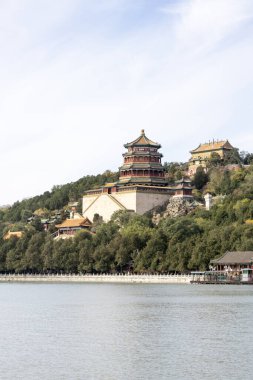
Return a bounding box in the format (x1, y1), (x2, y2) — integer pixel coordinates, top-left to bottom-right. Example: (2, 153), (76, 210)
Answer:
(0, 163), (253, 274)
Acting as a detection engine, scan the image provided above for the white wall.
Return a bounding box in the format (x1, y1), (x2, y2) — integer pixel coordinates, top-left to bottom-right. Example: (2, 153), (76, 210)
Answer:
(83, 193), (123, 222)
(83, 189), (171, 222)
(113, 191), (137, 212)
(136, 191), (170, 214)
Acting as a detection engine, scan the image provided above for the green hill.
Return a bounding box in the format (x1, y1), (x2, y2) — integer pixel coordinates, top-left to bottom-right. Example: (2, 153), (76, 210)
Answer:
(0, 164), (253, 274)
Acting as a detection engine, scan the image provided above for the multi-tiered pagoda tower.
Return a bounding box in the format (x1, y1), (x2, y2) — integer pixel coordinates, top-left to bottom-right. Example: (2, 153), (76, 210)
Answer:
(118, 129), (167, 187)
(82, 131), (188, 222)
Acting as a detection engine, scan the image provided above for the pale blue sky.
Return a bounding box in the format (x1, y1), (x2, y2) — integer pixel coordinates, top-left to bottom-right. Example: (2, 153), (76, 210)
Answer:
(1, 0), (253, 204)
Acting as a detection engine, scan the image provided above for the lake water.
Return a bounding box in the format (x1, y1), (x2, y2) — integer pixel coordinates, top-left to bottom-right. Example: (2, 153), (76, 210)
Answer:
(0, 283), (252, 380)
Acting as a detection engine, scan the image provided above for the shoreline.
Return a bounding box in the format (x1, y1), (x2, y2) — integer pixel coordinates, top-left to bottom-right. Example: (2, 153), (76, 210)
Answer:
(0, 273), (192, 284)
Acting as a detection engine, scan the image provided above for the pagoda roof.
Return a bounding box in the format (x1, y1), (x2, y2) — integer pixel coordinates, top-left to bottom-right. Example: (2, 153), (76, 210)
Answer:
(191, 140), (234, 154)
(56, 217), (92, 229)
(123, 151), (163, 157)
(175, 177), (192, 184)
(103, 182), (118, 188)
(211, 251), (253, 265)
(174, 184), (192, 190)
(118, 177), (167, 185)
(124, 130), (161, 148)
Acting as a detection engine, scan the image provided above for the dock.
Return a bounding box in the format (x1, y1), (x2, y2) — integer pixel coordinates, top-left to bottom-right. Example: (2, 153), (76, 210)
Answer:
(191, 269), (253, 285)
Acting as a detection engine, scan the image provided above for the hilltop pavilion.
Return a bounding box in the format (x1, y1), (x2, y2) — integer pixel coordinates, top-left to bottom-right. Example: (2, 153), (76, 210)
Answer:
(188, 139), (234, 175)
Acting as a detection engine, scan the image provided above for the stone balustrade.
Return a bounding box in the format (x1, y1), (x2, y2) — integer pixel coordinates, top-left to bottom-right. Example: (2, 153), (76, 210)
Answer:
(0, 273), (192, 284)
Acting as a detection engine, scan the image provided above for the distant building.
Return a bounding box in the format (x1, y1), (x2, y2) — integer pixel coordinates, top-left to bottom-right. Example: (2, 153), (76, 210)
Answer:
(83, 130), (193, 222)
(3, 230), (23, 240)
(55, 217), (92, 239)
(211, 251), (253, 271)
(188, 140), (234, 175)
(173, 178), (193, 199)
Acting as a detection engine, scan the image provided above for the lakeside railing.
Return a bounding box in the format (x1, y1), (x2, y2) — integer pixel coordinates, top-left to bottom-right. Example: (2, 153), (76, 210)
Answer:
(0, 273), (192, 283)
(0, 272), (192, 277)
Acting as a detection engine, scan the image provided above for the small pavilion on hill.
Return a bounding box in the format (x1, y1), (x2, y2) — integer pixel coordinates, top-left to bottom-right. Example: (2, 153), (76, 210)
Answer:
(55, 216), (92, 239)
(173, 178), (193, 199)
(3, 230), (23, 240)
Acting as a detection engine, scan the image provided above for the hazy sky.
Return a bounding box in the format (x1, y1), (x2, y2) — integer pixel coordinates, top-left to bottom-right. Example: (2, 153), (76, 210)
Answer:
(1, 0), (253, 205)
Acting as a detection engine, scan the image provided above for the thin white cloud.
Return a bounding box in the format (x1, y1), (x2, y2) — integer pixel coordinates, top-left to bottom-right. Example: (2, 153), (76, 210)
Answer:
(0, 0), (253, 204)
(162, 0), (253, 53)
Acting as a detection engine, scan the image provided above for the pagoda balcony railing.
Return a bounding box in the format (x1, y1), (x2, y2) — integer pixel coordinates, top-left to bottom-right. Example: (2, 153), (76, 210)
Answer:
(123, 152), (163, 158)
(124, 159), (161, 164)
(120, 173), (165, 178)
(130, 148), (158, 153)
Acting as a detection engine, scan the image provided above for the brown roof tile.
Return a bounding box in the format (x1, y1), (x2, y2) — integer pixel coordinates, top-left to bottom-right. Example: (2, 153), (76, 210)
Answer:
(211, 251), (253, 265)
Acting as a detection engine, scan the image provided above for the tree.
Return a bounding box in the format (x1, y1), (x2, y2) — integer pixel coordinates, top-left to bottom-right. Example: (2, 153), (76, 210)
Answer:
(207, 168), (232, 195)
(208, 152), (221, 168)
(242, 152), (253, 165)
(111, 210), (134, 227)
(0, 236), (19, 272)
(134, 230), (167, 273)
(93, 245), (114, 273)
(93, 222), (119, 247)
(219, 170), (232, 194)
(92, 213), (104, 232)
(78, 239), (94, 273)
(30, 216), (44, 232)
(164, 162), (188, 182)
(192, 166), (208, 190)
(41, 236), (55, 272)
(223, 148), (242, 165)
(22, 232), (45, 272)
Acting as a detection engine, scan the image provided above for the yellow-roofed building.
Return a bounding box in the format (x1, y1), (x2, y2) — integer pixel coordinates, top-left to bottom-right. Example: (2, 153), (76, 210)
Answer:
(3, 230), (23, 240)
(188, 140), (234, 175)
(55, 216), (92, 239)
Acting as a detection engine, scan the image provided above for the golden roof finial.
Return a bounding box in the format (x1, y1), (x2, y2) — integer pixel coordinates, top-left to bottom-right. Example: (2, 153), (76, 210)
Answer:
(141, 129), (145, 135)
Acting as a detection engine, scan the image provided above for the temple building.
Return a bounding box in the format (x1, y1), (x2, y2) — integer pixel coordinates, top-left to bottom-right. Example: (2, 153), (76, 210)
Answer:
(210, 251), (253, 271)
(55, 215), (92, 239)
(173, 178), (193, 199)
(3, 230), (23, 240)
(119, 129), (167, 186)
(82, 130), (181, 222)
(188, 139), (234, 175)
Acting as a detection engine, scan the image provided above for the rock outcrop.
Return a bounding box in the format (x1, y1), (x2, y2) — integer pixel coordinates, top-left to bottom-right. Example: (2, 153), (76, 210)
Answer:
(152, 197), (202, 225)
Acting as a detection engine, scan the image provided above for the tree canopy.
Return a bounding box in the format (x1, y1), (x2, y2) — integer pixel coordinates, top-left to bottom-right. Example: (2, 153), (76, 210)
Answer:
(1, 164), (253, 274)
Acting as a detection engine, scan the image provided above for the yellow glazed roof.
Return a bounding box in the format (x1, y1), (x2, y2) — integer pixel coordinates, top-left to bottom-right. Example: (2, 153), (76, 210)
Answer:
(3, 231), (23, 240)
(56, 217), (92, 229)
(124, 130), (161, 148)
(191, 140), (233, 153)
